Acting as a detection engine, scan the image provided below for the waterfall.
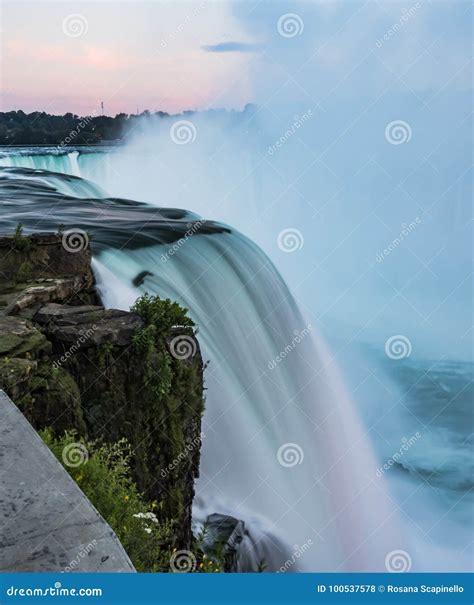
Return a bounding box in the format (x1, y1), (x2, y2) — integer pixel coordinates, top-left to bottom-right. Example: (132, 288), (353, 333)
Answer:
(92, 240), (403, 571)
(0, 148), (113, 185)
(0, 163), (403, 570)
(1, 157), (471, 572)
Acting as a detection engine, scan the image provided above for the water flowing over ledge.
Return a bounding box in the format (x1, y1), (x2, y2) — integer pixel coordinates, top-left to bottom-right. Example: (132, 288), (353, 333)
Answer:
(0, 164), (408, 571)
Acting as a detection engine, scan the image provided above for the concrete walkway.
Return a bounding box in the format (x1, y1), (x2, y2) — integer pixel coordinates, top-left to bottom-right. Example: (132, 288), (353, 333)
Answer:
(0, 390), (135, 572)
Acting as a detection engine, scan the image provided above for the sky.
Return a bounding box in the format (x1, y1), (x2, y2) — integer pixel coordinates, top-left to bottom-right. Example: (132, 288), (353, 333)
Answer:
(1, 1), (471, 116)
(0, 1), (257, 115)
(0, 0), (471, 359)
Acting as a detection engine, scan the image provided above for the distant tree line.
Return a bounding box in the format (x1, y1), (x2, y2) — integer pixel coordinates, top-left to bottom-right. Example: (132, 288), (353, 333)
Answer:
(0, 107), (254, 146)
(0, 110), (170, 146)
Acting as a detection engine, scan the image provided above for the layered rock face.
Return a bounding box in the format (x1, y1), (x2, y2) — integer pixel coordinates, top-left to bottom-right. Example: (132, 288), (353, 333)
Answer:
(0, 232), (204, 553)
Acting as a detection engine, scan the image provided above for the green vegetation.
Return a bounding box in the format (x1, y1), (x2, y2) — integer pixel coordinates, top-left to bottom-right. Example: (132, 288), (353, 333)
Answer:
(131, 293), (195, 331)
(0, 107), (253, 146)
(16, 261), (32, 283)
(12, 224), (32, 252)
(125, 294), (204, 513)
(131, 294), (197, 398)
(40, 430), (221, 572)
(0, 111), (139, 145)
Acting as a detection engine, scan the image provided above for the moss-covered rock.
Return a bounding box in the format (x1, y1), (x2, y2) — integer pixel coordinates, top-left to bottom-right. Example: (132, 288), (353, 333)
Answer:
(0, 233), (205, 555)
(0, 316), (50, 357)
(42, 300), (205, 549)
(15, 363), (86, 435)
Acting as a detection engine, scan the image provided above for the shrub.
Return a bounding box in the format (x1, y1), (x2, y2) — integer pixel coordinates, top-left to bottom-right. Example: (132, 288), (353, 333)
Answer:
(131, 293), (195, 332)
(40, 429), (221, 573)
(40, 429), (175, 571)
(12, 223), (32, 251)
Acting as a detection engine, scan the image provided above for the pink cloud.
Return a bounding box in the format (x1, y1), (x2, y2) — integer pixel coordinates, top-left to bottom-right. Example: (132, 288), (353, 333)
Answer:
(81, 46), (130, 70)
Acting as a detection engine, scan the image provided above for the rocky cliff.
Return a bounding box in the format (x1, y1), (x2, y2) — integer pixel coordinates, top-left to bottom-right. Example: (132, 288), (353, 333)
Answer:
(0, 230), (205, 564)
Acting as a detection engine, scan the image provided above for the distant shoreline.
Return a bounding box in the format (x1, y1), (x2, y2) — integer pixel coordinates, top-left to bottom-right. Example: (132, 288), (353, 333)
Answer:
(0, 106), (253, 146)
(0, 142), (122, 148)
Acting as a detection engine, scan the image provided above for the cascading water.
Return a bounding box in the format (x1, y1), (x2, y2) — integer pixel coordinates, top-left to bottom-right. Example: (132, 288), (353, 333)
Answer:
(0, 164), (405, 571)
(94, 235), (405, 572)
(1, 155), (471, 572)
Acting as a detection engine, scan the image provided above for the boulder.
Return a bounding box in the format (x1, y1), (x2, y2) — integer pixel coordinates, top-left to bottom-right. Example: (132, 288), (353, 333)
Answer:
(202, 513), (245, 572)
(35, 304), (144, 347)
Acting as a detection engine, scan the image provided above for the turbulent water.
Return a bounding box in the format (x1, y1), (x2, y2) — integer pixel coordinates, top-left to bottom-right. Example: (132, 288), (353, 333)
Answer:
(0, 149), (472, 572)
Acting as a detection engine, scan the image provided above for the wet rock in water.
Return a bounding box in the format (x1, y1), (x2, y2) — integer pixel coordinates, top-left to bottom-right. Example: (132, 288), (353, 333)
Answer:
(132, 270), (153, 287)
(202, 513), (245, 572)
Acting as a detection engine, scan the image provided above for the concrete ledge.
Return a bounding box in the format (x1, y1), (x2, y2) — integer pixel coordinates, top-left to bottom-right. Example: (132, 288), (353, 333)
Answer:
(0, 390), (135, 572)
